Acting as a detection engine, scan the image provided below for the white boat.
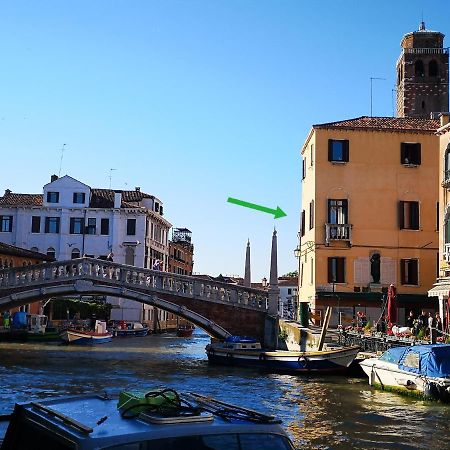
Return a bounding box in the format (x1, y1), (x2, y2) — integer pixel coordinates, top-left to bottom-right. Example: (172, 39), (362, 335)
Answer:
(206, 336), (360, 374)
(360, 344), (450, 401)
(59, 320), (113, 345)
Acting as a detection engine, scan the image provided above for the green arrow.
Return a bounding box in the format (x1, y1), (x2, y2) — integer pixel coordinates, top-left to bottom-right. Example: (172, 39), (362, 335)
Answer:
(227, 197), (287, 219)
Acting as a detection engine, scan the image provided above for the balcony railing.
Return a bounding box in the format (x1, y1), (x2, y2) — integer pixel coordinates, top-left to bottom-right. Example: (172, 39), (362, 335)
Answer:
(444, 243), (450, 262)
(442, 170), (450, 187)
(325, 223), (352, 245)
(397, 47), (449, 66)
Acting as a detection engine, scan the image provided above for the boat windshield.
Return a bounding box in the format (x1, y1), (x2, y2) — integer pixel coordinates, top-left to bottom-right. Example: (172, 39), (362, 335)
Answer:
(104, 433), (294, 450)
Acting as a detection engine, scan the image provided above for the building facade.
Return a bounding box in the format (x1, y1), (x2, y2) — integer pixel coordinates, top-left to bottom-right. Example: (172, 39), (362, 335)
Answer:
(298, 117), (440, 326)
(396, 22), (449, 118)
(278, 277), (298, 320)
(0, 242), (53, 315)
(0, 175), (172, 323)
(168, 228), (194, 276)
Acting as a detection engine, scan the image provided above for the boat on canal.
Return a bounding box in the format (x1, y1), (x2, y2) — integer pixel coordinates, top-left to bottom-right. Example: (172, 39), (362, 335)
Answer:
(59, 320), (113, 345)
(111, 320), (150, 337)
(176, 323), (195, 337)
(360, 344), (450, 402)
(0, 388), (296, 449)
(206, 336), (360, 374)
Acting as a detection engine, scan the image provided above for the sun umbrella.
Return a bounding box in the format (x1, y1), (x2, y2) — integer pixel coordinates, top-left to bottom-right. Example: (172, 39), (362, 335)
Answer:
(386, 284), (397, 325)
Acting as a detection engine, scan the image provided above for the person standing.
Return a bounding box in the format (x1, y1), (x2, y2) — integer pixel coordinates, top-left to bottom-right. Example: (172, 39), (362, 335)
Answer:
(406, 310), (415, 329)
(428, 312), (437, 344)
(435, 313), (443, 336)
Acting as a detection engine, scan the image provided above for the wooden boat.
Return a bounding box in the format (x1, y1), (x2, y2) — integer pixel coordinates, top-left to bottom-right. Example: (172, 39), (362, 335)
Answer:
(206, 336), (360, 373)
(0, 388), (295, 449)
(360, 344), (450, 401)
(59, 320), (112, 345)
(176, 324), (195, 337)
(112, 321), (149, 337)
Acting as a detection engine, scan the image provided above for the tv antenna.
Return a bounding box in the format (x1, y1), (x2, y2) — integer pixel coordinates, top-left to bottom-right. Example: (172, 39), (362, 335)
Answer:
(58, 144), (67, 176)
(109, 168), (117, 189)
(370, 77), (386, 116)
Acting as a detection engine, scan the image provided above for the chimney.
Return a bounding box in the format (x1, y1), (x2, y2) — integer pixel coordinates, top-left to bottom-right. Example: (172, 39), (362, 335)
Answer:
(4, 189), (11, 196)
(114, 190), (122, 208)
(135, 187), (140, 192)
(51, 174), (58, 182)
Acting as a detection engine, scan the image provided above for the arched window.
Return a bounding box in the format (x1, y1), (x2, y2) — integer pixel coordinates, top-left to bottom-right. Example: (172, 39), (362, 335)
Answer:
(47, 247), (56, 259)
(71, 248), (81, 259)
(429, 60), (438, 77)
(415, 60), (424, 77)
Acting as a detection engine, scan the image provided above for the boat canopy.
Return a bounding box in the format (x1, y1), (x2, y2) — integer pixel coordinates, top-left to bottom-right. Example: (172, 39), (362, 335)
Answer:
(224, 336), (257, 343)
(380, 344), (450, 378)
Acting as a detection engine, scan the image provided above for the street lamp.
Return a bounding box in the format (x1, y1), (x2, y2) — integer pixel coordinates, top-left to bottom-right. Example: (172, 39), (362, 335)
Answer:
(294, 244), (309, 327)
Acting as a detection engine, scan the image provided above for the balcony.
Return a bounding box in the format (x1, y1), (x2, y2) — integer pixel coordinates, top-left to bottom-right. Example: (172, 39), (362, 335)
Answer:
(325, 223), (352, 246)
(443, 243), (450, 262)
(442, 170), (450, 188)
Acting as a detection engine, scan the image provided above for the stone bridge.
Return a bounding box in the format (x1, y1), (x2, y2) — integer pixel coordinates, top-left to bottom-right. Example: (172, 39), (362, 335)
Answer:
(0, 258), (277, 345)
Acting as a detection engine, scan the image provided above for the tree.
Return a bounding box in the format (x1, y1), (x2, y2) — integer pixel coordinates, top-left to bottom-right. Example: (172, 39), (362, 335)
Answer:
(281, 270), (298, 278)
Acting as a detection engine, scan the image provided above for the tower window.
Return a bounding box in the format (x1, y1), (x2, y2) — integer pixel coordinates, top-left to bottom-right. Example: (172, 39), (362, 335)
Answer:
(429, 60), (438, 77)
(415, 60), (424, 77)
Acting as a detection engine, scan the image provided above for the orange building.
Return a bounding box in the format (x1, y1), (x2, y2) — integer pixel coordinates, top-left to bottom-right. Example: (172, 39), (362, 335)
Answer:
(298, 116), (440, 327)
(168, 228), (194, 276)
(0, 242), (53, 315)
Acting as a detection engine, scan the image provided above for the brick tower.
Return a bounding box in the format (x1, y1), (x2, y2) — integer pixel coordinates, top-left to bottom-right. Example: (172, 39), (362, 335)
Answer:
(396, 22), (449, 118)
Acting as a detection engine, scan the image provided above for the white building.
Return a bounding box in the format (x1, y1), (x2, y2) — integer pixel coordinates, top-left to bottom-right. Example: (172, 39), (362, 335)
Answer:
(0, 175), (172, 322)
(278, 277), (298, 320)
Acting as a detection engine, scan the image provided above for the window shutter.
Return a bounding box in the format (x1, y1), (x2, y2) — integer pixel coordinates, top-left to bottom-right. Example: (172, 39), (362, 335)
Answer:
(415, 144), (421, 165)
(327, 258), (333, 282)
(327, 200), (332, 223)
(301, 210), (305, 237)
(411, 202), (419, 230)
(400, 260), (406, 284)
(343, 199), (348, 223)
(328, 140), (333, 161)
(337, 258), (345, 282)
(343, 140), (349, 162)
(400, 143), (406, 164)
(399, 201), (405, 229)
(411, 260), (418, 285)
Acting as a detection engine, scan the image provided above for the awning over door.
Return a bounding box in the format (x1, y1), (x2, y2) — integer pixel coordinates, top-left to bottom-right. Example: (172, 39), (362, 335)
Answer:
(427, 283), (450, 297)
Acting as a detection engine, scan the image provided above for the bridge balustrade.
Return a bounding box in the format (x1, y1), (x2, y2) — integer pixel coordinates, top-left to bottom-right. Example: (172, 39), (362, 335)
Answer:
(0, 258), (268, 312)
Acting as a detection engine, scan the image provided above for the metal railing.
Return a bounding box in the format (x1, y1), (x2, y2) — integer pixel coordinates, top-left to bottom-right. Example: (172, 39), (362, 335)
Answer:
(0, 258), (268, 311)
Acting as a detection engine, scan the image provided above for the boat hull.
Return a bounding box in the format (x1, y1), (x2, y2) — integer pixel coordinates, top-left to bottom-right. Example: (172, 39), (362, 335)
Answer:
(206, 345), (360, 373)
(114, 327), (149, 337)
(60, 329), (113, 345)
(360, 358), (450, 401)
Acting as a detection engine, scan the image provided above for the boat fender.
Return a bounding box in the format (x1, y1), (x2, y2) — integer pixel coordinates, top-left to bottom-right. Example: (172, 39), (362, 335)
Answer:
(423, 382), (440, 400)
(298, 355), (309, 367)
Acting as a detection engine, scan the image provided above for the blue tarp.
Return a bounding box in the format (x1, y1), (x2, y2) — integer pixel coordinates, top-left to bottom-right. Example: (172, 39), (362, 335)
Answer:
(380, 344), (450, 378)
(12, 311), (28, 329)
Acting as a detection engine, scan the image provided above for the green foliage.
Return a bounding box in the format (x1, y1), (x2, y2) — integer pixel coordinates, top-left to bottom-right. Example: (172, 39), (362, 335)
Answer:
(417, 329), (425, 340)
(364, 320), (372, 331)
(281, 271), (298, 278)
(45, 297), (112, 321)
(278, 328), (289, 342)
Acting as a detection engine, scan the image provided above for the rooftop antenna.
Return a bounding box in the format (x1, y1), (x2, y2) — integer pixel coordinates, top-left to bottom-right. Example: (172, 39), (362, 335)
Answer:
(370, 77), (386, 116)
(109, 168), (116, 189)
(391, 87), (397, 117)
(58, 144), (67, 176)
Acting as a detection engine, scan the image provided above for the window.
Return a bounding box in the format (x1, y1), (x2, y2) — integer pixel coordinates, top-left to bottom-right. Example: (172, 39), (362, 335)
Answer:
(46, 247), (56, 259)
(154, 202), (159, 212)
(45, 217), (60, 233)
(86, 218), (96, 235)
(101, 218), (109, 235)
(328, 199), (348, 224)
(399, 201), (419, 230)
(309, 200), (314, 230)
(31, 216), (41, 233)
(0, 215), (13, 232)
(415, 59), (424, 77)
(127, 218), (136, 235)
(302, 158), (306, 180)
(401, 259), (418, 285)
(70, 218), (84, 234)
(71, 248), (81, 259)
(287, 288), (292, 295)
(310, 143), (314, 166)
(328, 139), (349, 163)
(444, 145), (450, 183)
(73, 192), (85, 204)
(301, 210), (305, 237)
(429, 60), (438, 77)
(328, 257), (345, 283)
(46, 191), (59, 203)
(400, 143), (421, 165)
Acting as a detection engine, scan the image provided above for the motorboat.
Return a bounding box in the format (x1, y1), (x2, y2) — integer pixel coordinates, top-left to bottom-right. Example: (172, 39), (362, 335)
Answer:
(360, 344), (450, 402)
(0, 388), (295, 449)
(59, 320), (113, 345)
(112, 321), (150, 337)
(206, 336), (360, 374)
(176, 323), (195, 337)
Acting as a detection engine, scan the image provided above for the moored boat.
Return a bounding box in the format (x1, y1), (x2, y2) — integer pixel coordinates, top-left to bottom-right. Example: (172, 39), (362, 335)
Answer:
(0, 388), (295, 449)
(59, 320), (113, 345)
(206, 336), (360, 374)
(360, 344), (450, 402)
(176, 324), (195, 337)
(112, 321), (149, 337)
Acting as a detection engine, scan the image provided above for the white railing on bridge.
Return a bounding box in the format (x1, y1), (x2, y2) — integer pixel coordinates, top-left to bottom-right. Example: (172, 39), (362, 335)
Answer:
(0, 258), (268, 311)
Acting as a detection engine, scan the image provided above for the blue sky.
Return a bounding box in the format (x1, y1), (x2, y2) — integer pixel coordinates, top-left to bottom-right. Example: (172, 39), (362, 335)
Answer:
(0, 1), (447, 281)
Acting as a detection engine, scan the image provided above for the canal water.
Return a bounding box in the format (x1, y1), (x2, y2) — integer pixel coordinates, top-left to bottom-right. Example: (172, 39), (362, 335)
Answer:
(0, 329), (449, 449)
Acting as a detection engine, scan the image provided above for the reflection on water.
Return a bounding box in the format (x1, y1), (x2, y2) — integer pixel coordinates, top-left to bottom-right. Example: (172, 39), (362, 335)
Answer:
(0, 330), (449, 449)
